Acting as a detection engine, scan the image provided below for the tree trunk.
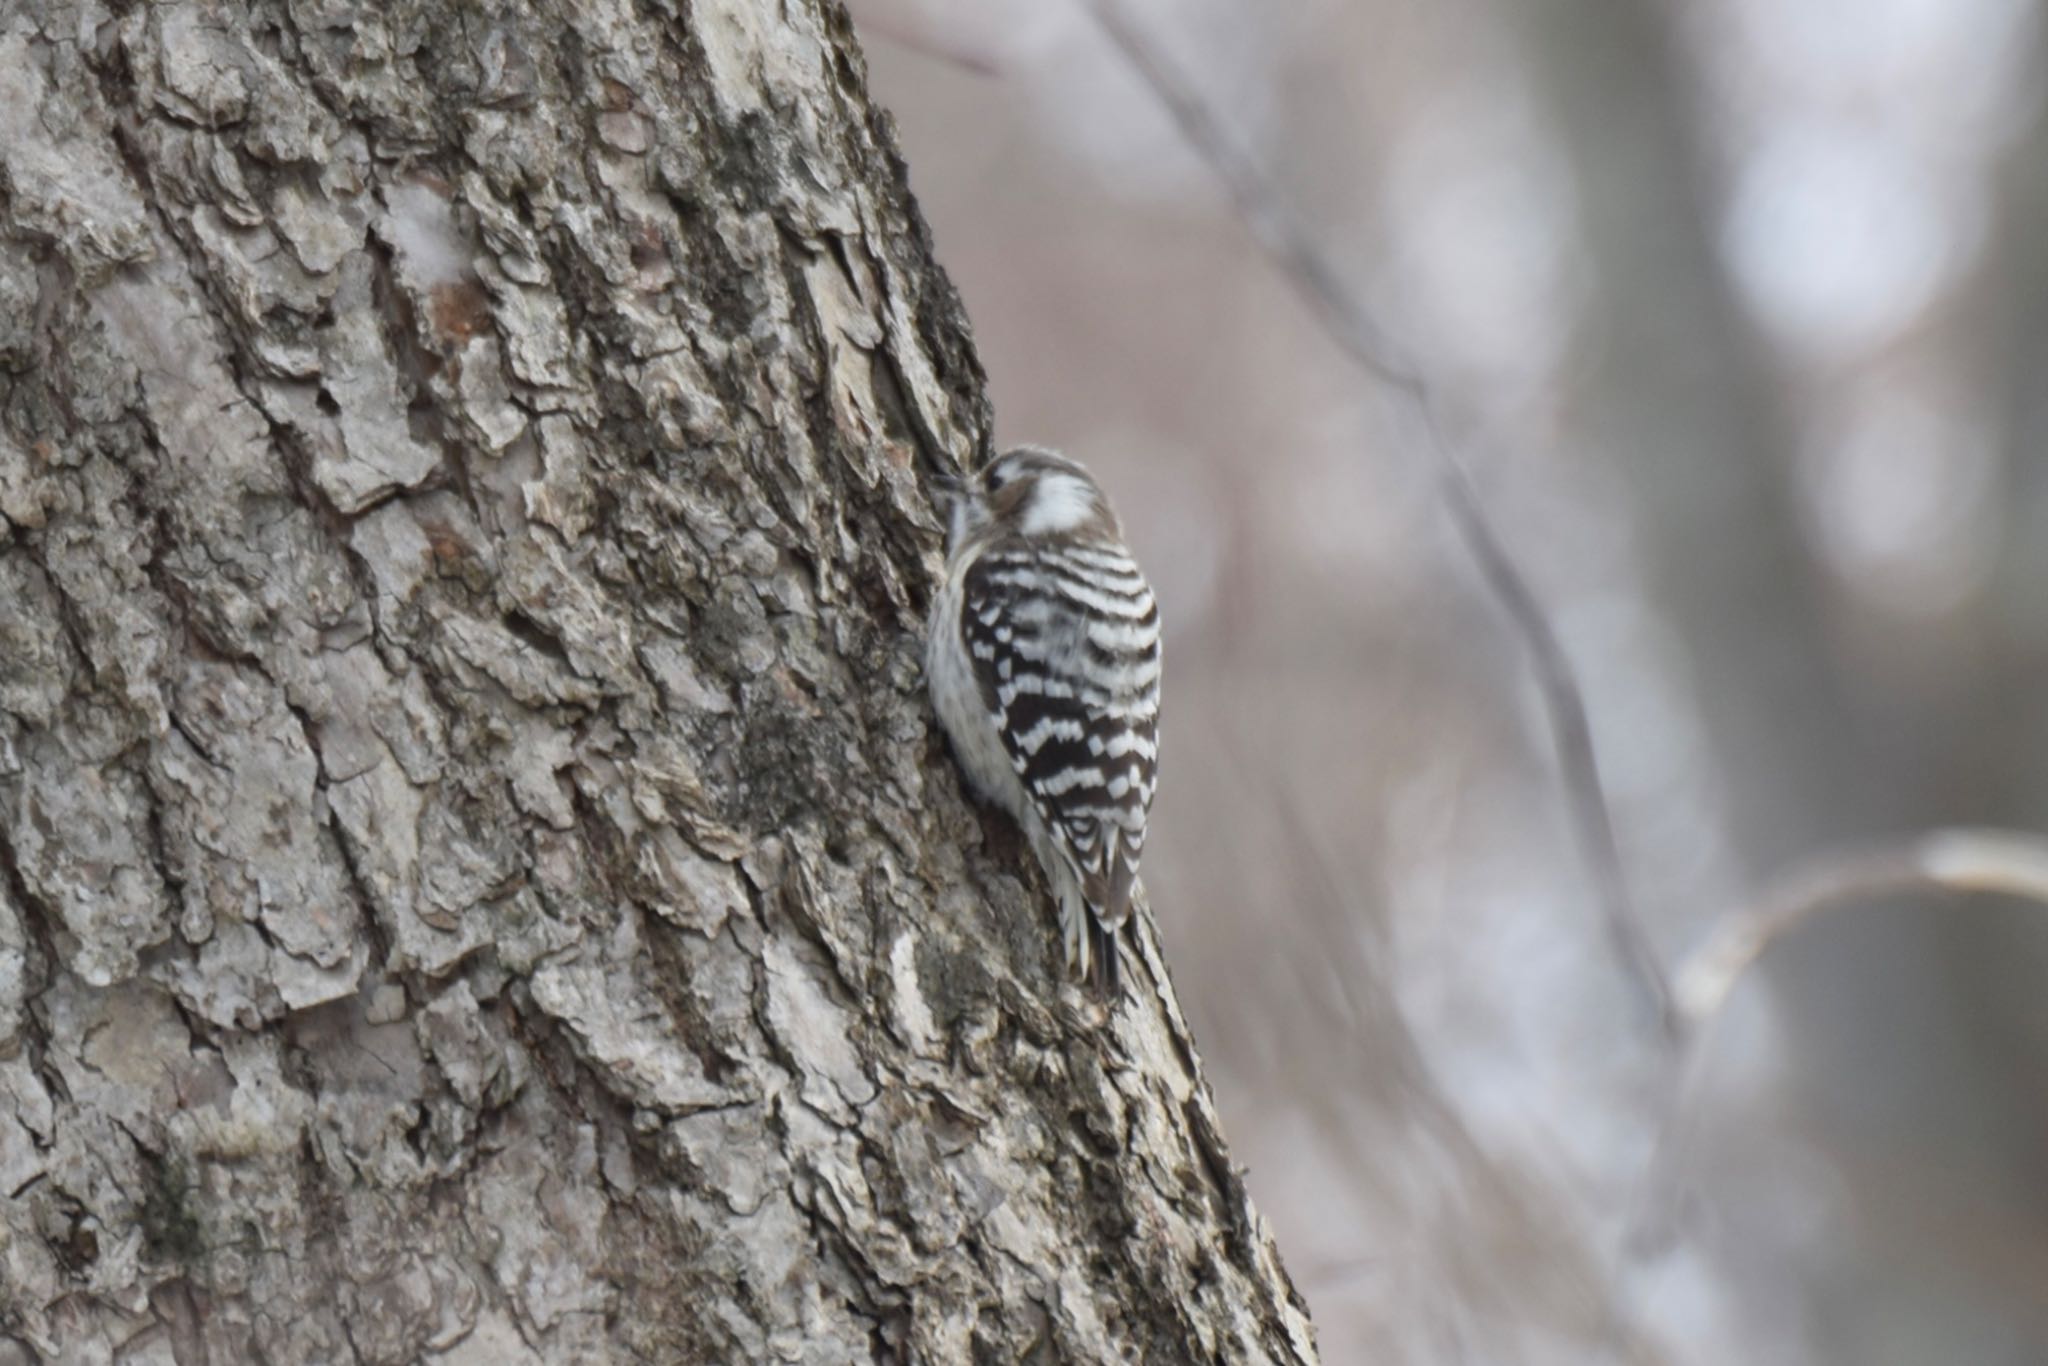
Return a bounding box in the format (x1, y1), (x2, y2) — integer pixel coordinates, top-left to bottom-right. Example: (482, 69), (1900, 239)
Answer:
(0, 3), (1315, 1361)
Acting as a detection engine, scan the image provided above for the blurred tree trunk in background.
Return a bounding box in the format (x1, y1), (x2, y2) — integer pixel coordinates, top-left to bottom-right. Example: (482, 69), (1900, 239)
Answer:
(0, 3), (1314, 1361)
(1509, 0), (2048, 1356)
(1505, 0), (1874, 874)
(1988, 47), (2048, 816)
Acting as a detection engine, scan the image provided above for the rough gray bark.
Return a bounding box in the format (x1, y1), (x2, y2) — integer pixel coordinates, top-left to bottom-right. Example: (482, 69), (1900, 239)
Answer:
(0, 3), (1316, 1361)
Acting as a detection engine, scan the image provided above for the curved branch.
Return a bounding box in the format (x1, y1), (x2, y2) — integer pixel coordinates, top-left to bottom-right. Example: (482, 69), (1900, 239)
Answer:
(1675, 828), (2048, 1028)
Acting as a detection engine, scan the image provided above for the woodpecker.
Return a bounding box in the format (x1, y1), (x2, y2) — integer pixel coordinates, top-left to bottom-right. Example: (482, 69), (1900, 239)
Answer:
(927, 446), (1162, 996)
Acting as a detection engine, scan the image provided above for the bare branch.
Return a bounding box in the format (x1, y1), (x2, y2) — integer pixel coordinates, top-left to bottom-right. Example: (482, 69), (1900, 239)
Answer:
(1086, 0), (1677, 1042)
(843, 2), (1008, 77)
(1629, 828), (2048, 1257)
(1675, 828), (2048, 1027)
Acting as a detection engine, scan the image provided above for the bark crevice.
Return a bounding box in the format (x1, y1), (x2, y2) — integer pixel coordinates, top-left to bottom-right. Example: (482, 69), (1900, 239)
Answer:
(0, 3), (1314, 1361)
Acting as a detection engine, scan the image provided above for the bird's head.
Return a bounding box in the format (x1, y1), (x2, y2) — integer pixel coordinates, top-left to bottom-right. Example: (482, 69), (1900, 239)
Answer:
(942, 445), (1119, 554)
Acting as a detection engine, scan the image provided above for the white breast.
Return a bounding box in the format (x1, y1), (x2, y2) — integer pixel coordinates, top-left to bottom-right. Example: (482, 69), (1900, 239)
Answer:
(928, 559), (1034, 827)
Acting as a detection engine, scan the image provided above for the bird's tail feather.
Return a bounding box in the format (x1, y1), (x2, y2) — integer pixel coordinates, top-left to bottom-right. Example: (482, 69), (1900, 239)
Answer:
(1087, 916), (1120, 999)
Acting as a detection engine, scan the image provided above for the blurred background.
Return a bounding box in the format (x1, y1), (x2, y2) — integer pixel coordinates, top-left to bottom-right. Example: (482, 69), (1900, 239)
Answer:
(852, 1), (2048, 1361)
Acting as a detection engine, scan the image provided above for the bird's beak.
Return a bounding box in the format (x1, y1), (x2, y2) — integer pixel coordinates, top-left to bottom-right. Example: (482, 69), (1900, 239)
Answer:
(930, 469), (965, 499)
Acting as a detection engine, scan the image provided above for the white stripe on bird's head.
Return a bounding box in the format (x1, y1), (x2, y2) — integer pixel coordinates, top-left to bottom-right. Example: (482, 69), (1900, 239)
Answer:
(1019, 471), (1102, 536)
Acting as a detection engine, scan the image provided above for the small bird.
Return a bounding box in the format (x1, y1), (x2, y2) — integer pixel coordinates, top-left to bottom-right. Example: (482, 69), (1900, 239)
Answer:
(927, 446), (1162, 996)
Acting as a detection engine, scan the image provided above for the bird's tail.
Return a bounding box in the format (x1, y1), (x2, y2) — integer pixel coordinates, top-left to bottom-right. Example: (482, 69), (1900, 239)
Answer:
(1049, 828), (1132, 1003)
(1075, 828), (1137, 1002)
(1086, 915), (1121, 999)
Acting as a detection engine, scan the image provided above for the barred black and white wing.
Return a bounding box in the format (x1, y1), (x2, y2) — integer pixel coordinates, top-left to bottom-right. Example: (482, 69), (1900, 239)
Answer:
(961, 538), (1161, 992)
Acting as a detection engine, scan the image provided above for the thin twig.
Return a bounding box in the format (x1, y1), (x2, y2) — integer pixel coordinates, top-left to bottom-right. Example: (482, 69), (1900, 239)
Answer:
(845, 3), (1007, 78)
(1674, 827), (2048, 1027)
(1087, 0), (1677, 1042)
(1628, 827), (2048, 1257)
